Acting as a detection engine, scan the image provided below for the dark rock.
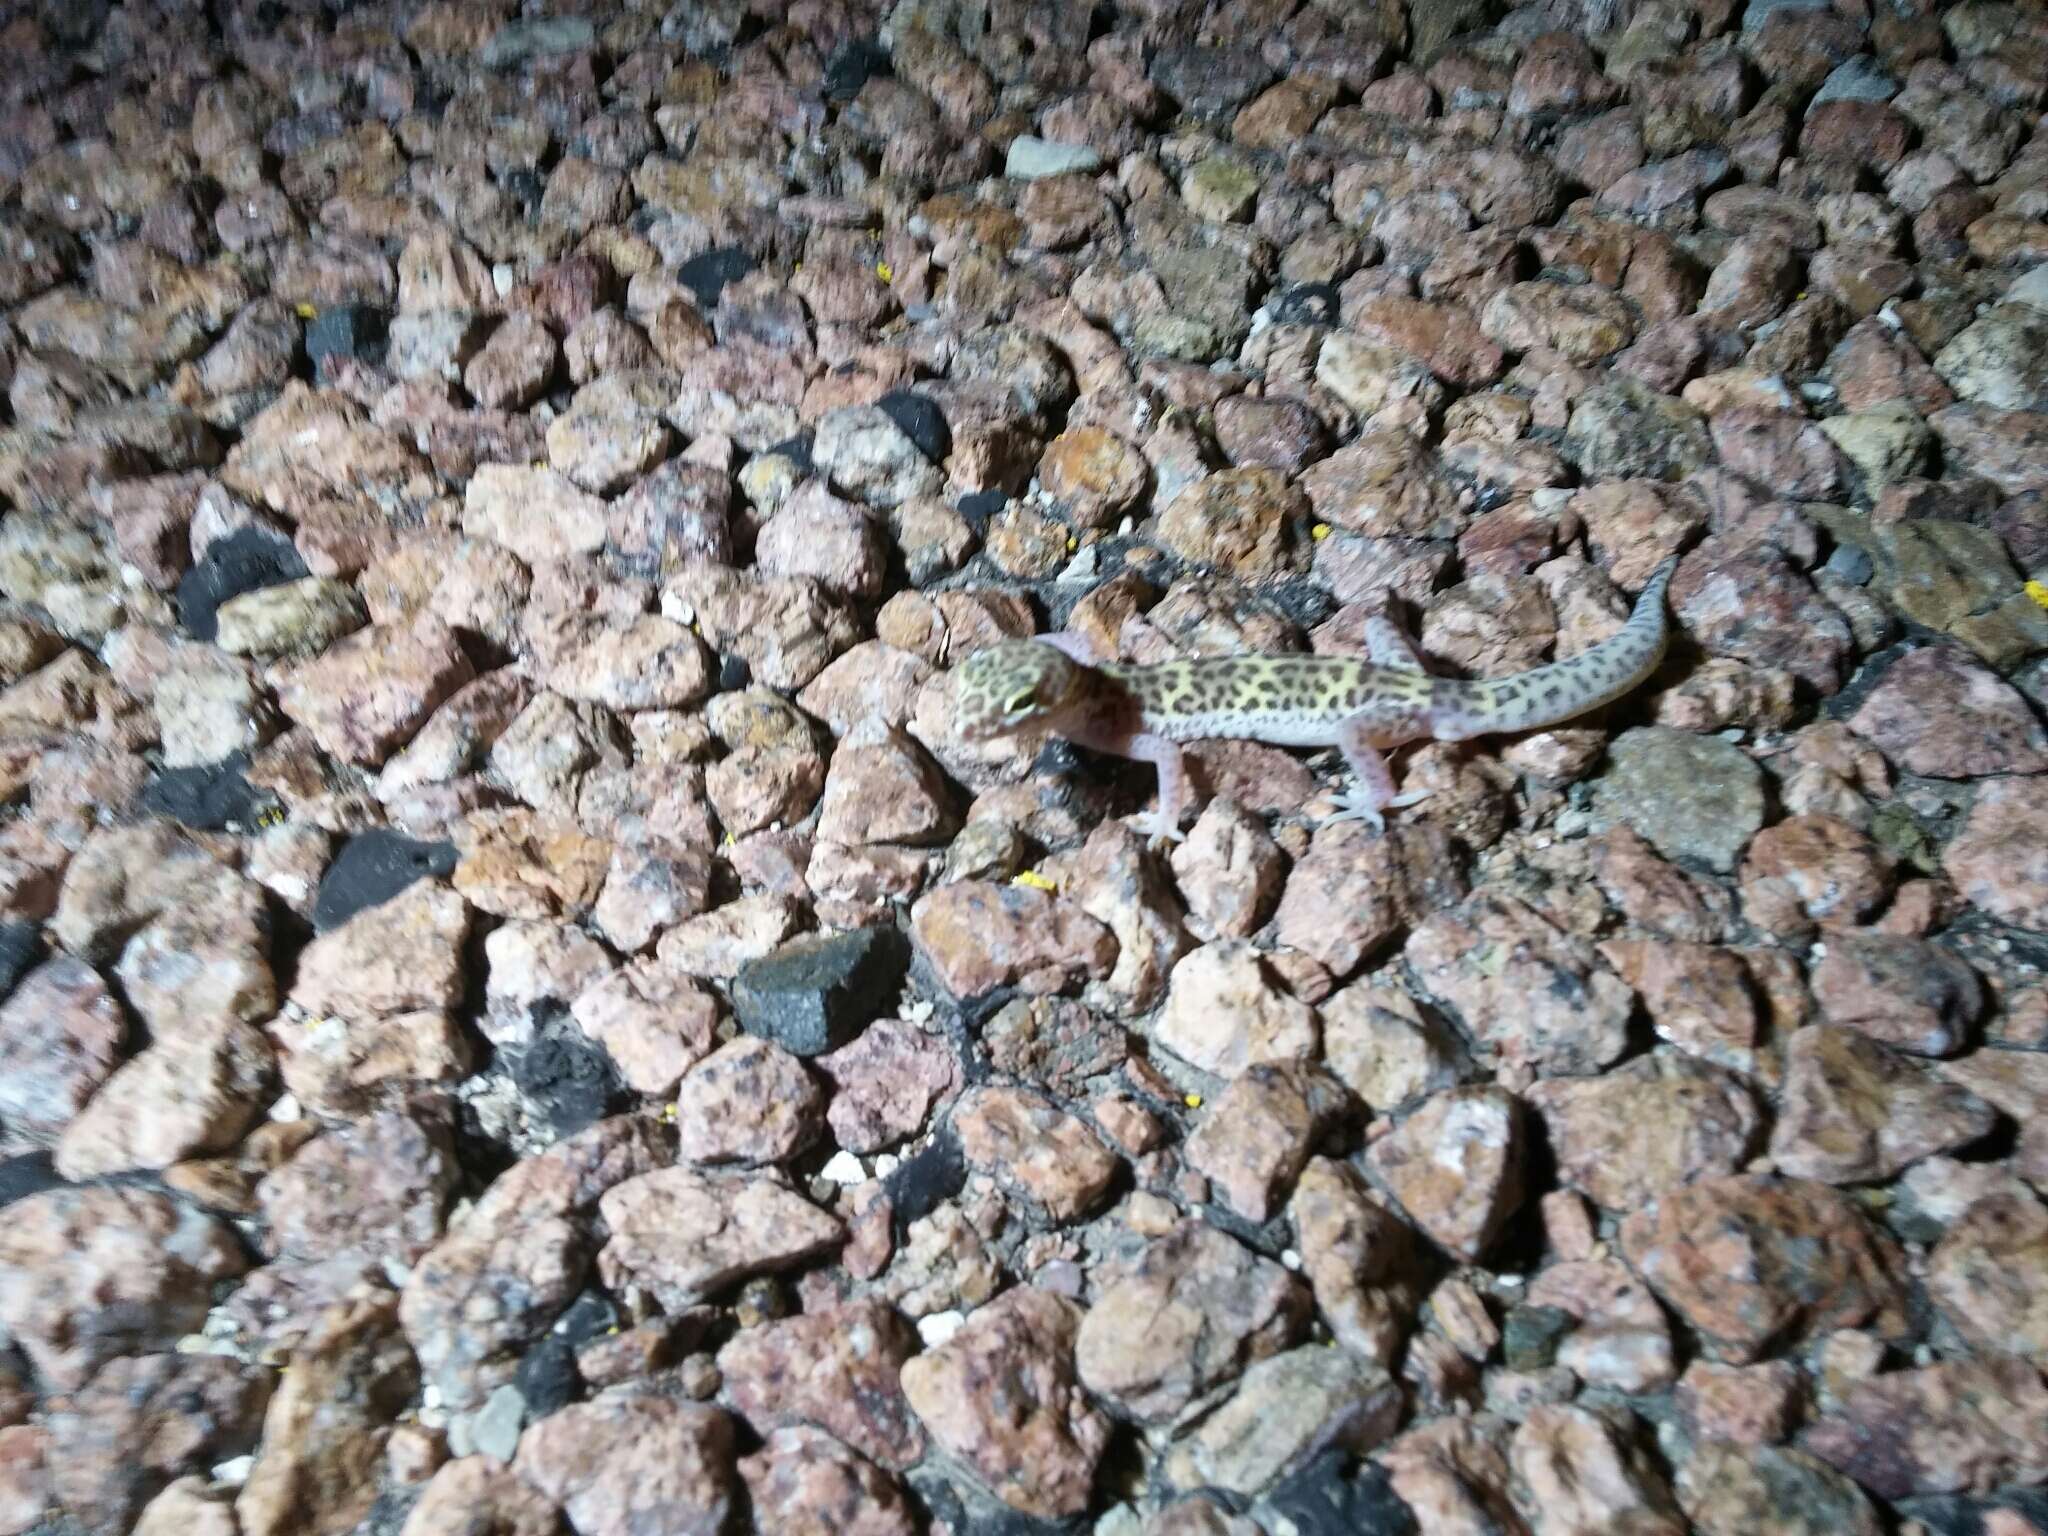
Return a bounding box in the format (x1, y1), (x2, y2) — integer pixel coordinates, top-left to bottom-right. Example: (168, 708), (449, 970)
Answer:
(513, 1031), (627, 1135)
(177, 524), (310, 642)
(1150, 46), (1278, 118)
(141, 752), (273, 833)
(1263, 1450), (1419, 1535)
(907, 1463), (1085, 1536)
(718, 654), (752, 691)
(1896, 1490), (2048, 1536)
(499, 167), (544, 206)
(1502, 1304), (1574, 1371)
(764, 431), (815, 478)
(0, 923), (46, 1003)
(731, 927), (911, 1058)
(515, 1289), (619, 1418)
(678, 247), (757, 309)
(878, 390), (950, 465)
(825, 38), (893, 102)
(313, 830), (460, 933)
(1273, 284), (1342, 326)
(957, 491), (1007, 530)
(0, 1154), (62, 1209)
(304, 304), (386, 373)
(885, 1126), (968, 1233)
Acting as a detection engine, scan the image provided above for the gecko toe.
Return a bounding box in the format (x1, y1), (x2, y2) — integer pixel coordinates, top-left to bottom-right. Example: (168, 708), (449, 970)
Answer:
(1322, 795), (1389, 834)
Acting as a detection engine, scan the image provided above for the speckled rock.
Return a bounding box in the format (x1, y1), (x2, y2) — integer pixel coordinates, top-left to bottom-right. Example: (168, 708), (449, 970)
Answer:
(0, 1185), (247, 1390)
(1076, 1221), (1307, 1425)
(718, 1298), (924, 1471)
(900, 1288), (1109, 1518)
(1527, 1054), (1761, 1214)
(1620, 1176), (1907, 1362)
(1801, 1356), (2048, 1500)
(514, 1394), (736, 1536)
(1770, 1025), (1996, 1183)
(954, 1086), (1119, 1223)
(597, 1167), (843, 1309)
(1365, 1087), (1524, 1263)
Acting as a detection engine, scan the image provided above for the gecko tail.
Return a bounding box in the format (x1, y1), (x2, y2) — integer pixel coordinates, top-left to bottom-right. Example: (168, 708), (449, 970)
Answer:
(1430, 556), (1679, 739)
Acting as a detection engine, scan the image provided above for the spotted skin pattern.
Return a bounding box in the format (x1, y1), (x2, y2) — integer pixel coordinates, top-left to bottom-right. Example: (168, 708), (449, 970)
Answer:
(954, 557), (1679, 842)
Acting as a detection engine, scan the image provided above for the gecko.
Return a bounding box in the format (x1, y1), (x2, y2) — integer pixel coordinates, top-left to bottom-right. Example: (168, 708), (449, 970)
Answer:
(953, 557), (1679, 842)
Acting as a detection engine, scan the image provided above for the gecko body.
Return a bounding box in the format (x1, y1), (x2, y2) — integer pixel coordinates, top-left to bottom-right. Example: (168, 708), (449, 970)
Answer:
(953, 557), (1678, 841)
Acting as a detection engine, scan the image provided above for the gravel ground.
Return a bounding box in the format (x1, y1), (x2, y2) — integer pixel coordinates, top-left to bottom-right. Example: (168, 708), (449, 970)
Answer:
(0, 0), (2046, 1531)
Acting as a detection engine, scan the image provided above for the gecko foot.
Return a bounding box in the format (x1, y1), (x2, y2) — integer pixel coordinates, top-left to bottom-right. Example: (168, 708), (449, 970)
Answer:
(1322, 788), (1431, 834)
(1128, 809), (1187, 845)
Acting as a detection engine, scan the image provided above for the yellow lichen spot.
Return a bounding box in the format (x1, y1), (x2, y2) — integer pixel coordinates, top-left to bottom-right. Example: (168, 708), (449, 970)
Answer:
(661, 1103), (678, 1123)
(1311, 522), (1332, 541)
(1183, 1093), (1203, 1109)
(1066, 536), (1079, 551)
(876, 260), (894, 283)
(1012, 869), (1057, 892)
(2027, 579), (2048, 612)
(294, 302), (318, 318)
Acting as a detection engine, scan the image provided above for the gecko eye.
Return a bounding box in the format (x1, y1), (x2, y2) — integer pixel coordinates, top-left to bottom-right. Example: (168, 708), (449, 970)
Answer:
(1004, 686), (1038, 713)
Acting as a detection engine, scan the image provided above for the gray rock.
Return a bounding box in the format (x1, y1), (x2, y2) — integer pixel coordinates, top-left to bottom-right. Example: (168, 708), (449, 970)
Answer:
(1741, 0), (1833, 32)
(470, 1383), (527, 1461)
(1005, 136), (1104, 180)
(1935, 304), (2048, 412)
(1589, 727), (1767, 873)
(1812, 56), (1899, 104)
(1565, 379), (1714, 482)
(479, 16), (595, 66)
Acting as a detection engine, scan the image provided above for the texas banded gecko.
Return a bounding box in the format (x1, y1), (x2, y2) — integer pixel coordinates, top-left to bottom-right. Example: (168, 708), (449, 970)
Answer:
(954, 557), (1679, 842)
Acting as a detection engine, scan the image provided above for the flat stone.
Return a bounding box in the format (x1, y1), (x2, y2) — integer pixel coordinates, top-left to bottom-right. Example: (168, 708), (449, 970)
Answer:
(1527, 1053), (1761, 1213)
(1006, 137), (1104, 180)
(1167, 1346), (1402, 1497)
(0, 1185), (246, 1390)
(1848, 644), (2048, 778)
(1770, 1025), (1996, 1183)
(1588, 726), (1767, 873)
(1801, 1357), (2048, 1500)
(597, 1167), (843, 1309)
(513, 1394), (736, 1536)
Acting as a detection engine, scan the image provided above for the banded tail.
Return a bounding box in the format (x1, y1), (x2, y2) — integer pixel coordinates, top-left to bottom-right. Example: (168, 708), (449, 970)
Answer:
(1429, 557), (1679, 739)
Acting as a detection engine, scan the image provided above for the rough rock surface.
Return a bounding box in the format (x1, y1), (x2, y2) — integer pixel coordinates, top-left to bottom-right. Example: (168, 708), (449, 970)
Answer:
(7, 0), (2048, 1529)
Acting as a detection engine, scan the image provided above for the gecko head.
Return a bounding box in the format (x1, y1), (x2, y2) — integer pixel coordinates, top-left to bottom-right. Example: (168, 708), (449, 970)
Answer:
(953, 642), (1091, 740)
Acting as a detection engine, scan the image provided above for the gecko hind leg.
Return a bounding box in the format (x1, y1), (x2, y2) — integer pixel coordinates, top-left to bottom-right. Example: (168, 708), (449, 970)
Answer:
(1327, 716), (1430, 833)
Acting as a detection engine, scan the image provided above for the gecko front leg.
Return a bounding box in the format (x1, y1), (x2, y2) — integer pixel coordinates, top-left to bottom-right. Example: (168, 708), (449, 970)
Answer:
(1327, 713), (1431, 833)
(1124, 731), (1191, 843)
